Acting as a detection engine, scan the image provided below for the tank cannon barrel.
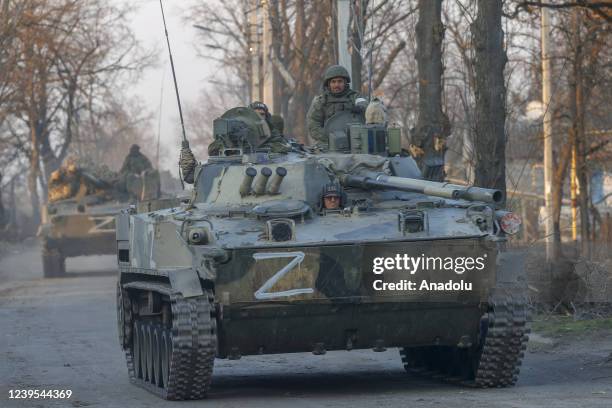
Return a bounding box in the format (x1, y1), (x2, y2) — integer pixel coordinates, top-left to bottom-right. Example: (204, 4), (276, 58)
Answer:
(341, 171), (503, 204)
(81, 170), (112, 190)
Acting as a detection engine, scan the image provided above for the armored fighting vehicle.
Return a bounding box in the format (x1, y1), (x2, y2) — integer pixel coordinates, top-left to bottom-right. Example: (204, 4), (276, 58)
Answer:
(115, 107), (528, 400)
(40, 165), (161, 278)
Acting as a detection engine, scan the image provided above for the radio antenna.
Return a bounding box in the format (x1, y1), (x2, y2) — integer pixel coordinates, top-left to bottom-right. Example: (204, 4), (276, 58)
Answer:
(159, 0), (188, 147)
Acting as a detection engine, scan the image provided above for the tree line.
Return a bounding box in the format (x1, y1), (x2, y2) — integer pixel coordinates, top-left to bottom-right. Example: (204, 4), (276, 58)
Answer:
(187, 0), (610, 261)
(0, 0), (154, 227)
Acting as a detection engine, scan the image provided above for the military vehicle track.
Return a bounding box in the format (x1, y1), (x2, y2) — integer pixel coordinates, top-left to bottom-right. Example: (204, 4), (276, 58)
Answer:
(400, 289), (529, 387)
(117, 282), (217, 400)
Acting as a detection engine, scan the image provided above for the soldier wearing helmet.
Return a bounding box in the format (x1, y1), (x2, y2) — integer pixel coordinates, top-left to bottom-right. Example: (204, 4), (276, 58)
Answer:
(207, 102), (291, 157)
(320, 182), (345, 211)
(120, 144), (152, 176)
(250, 101), (290, 153)
(307, 65), (365, 147)
(248, 101), (285, 140)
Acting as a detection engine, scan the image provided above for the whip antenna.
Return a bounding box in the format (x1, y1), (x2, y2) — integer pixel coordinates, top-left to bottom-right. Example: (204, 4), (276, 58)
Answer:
(159, 0), (188, 146)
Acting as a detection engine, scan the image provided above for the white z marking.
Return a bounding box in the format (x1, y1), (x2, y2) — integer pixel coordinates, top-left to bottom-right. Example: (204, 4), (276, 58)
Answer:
(253, 251), (312, 300)
(88, 216), (116, 234)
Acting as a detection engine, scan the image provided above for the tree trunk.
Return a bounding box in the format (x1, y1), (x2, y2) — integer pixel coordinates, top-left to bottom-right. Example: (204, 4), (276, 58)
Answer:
(568, 9), (590, 258)
(413, 0), (450, 181)
(552, 139), (571, 258)
(351, 1), (364, 93)
(28, 157), (40, 225)
(10, 178), (17, 232)
(0, 174), (5, 230)
(471, 0), (507, 200)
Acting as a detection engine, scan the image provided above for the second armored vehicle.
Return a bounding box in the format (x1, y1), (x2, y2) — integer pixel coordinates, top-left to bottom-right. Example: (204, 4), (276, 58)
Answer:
(40, 162), (161, 278)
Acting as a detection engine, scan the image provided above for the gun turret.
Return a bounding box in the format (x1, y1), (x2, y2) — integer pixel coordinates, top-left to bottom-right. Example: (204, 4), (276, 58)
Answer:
(340, 170), (503, 205)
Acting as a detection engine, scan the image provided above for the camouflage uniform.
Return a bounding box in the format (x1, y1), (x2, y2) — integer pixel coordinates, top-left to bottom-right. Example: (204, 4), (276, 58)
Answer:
(118, 144), (155, 198)
(207, 130), (290, 156)
(120, 144), (153, 175)
(307, 65), (363, 146)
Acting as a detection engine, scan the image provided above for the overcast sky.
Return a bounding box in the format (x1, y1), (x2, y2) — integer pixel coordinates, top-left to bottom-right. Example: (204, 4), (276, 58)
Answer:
(128, 0), (213, 171)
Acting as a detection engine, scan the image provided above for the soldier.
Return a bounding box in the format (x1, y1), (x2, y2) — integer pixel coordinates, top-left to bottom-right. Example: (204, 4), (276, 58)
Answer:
(307, 65), (367, 147)
(249, 101), (290, 154)
(320, 182), (345, 211)
(120, 144), (152, 176)
(207, 102), (290, 157)
(118, 145), (158, 199)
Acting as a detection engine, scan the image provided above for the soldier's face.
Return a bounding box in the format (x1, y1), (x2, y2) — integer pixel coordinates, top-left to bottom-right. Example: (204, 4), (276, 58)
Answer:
(329, 77), (346, 94)
(254, 108), (266, 118)
(323, 195), (340, 209)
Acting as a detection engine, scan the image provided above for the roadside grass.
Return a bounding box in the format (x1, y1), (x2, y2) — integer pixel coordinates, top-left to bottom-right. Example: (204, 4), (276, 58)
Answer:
(531, 315), (612, 338)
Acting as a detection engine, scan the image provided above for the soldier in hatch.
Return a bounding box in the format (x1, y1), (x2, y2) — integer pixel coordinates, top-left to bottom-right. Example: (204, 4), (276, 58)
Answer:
(320, 182), (345, 212)
(118, 145), (159, 200)
(120, 144), (152, 175)
(307, 65), (367, 148)
(207, 101), (290, 157)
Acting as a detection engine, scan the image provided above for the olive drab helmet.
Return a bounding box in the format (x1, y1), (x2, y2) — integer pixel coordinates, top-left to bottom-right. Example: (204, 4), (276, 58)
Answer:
(323, 65), (351, 89)
(249, 101), (271, 121)
(319, 182), (346, 209)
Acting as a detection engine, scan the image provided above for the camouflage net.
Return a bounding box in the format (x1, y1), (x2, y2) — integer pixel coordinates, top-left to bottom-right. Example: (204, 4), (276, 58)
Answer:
(316, 154), (391, 178)
(179, 144), (197, 184)
(70, 156), (118, 184)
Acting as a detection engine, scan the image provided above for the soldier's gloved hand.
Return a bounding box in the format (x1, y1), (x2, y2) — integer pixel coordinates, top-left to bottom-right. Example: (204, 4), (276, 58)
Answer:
(351, 97), (368, 114)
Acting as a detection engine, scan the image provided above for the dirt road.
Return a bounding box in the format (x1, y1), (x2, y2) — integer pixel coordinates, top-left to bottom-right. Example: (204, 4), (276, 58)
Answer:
(1, 243), (611, 407)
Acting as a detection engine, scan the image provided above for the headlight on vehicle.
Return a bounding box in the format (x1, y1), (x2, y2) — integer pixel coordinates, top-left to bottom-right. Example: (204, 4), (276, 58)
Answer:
(498, 212), (522, 235)
(188, 227), (209, 245)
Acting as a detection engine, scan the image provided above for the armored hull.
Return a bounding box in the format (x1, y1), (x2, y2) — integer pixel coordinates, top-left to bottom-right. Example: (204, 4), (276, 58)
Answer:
(39, 200), (126, 277)
(116, 152), (528, 400)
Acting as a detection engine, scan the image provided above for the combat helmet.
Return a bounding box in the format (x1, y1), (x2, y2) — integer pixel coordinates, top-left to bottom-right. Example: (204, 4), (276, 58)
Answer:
(323, 65), (351, 88)
(319, 182), (346, 210)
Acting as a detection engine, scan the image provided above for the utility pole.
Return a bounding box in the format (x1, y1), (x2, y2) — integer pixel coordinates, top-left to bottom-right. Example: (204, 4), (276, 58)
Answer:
(156, 68), (165, 169)
(249, 0), (262, 102)
(248, 1), (276, 110)
(337, 0), (352, 84)
(261, 2), (277, 111)
(541, 3), (555, 263)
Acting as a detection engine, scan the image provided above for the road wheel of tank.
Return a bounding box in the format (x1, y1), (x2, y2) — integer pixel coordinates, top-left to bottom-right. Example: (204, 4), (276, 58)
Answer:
(140, 323), (149, 382)
(401, 291), (528, 387)
(146, 324), (155, 386)
(133, 321), (143, 379)
(42, 247), (65, 278)
(122, 286), (217, 400)
(117, 284), (133, 350)
(160, 328), (171, 388)
(152, 326), (163, 387)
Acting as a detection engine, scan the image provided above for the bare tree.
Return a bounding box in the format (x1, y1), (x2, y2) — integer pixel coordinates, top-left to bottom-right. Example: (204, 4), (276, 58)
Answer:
(471, 0), (507, 197)
(189, 0), (416, 143)
(411, 0), (450, 181)
(0, 0), (153, 224)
